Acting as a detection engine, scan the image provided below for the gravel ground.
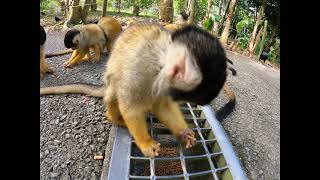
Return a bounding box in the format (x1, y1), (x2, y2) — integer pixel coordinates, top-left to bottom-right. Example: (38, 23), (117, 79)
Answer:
(211, 51), (280, 180)
(40, 30), (280, 180)
(40, 31), (110, 180)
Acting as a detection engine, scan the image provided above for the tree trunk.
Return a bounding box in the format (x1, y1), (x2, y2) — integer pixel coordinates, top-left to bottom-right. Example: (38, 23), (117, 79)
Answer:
(257, 20), (268, 60)
(159, 0), (173, 23)
(265, 28), (277, 50)
(204, 0), (212, 21)
(186, 0), (196, 24)
(252, 26), (263, 53)
(64, 0), (82, 28)
(133, 5), (140, 16)
(212, 0), (223, 32)
(102, 0), (108, 16)
(217, 0), (231, 35)
(248, 0), (266, 54)
(91, 0), (97, 12)
(63, 0), (70, 18)
(81, 0), (92, 23)
(220, 0), (238, 46)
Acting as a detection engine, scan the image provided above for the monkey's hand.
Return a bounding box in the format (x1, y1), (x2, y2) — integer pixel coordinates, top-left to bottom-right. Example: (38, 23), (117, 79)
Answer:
(63, 60), (74, 68)
(140, 140), (161, 158)
(179, 128), (196, 149)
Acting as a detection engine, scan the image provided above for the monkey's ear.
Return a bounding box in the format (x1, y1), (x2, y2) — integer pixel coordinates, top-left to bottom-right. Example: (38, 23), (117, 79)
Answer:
(168, 55), (202, 89)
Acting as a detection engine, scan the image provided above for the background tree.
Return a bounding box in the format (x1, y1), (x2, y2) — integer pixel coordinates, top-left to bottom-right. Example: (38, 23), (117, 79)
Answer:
(220, 0), (238, 46)
(159, 0), (173, 22)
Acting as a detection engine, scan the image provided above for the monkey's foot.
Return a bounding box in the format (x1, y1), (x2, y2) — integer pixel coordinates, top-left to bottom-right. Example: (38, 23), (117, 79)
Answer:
(179, 128), (196, 148)
(91, 57), (100, 63)
(46, 68), (53, 74)
(140, 140), (161, 157)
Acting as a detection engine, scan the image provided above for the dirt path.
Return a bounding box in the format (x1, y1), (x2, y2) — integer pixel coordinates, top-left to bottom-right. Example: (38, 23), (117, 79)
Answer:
(40, 31), (280, 179)
(211, 51), (280, 180)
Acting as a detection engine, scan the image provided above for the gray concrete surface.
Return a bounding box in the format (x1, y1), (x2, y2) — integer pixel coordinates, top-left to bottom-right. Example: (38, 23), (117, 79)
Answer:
(211, 51), (280, 180)
(40, 30), (280, 180)
(40, 31), (110, 180)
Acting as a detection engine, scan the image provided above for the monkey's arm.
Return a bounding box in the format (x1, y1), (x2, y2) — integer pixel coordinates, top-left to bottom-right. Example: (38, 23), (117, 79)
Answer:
(40, 46), (53, 78)
(152, 97), (196, 148)
(91, 44), (101, 62)
(63, 49), (87, 68)
(118, 104), (160, 157)
(45, 49), (73, 58)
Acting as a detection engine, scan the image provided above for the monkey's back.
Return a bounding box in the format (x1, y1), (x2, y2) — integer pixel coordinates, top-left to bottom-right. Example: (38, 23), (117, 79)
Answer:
(104, 23), (171, 106)
(98, 17), (122, 42)
(80, 24), (106, 48)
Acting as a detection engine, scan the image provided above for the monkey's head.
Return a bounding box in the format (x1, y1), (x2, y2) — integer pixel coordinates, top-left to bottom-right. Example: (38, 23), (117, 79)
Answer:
(164, 25), (227, 105)
(40, 25), (46, 46)
(180, 11), (189, 21)
(64, 29), (81, 50)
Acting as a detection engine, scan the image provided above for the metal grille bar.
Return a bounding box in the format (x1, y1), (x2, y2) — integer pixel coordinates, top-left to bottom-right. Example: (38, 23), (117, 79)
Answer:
(107, 103), (247, 180)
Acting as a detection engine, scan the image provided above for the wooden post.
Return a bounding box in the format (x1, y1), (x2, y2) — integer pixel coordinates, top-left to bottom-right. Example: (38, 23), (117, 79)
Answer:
(102, 0), (107, 17)
(257, 20), (268, 60)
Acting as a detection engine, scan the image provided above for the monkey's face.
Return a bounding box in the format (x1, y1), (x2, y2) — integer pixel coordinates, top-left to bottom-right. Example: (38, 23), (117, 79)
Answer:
(64, 29), (81, 49)
(168, 25), (227, 105)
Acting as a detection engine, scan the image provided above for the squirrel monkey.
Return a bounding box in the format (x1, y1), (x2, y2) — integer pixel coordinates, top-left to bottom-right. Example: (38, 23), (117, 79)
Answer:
(164, 11), (189, 32)
(41, 23), (227, 157)
(40, 25), (53, 79)
(63, 16), (122, 68)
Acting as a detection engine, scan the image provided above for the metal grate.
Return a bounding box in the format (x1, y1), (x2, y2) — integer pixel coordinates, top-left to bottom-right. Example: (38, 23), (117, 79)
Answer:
(107, 103), (247, 180)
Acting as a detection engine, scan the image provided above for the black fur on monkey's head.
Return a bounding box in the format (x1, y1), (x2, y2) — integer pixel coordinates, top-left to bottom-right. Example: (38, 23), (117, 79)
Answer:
(64, 29), (80, 49)
(180, 11), (189, 21)
(40, 25), (46, 46)
(169, 25), (227, 105)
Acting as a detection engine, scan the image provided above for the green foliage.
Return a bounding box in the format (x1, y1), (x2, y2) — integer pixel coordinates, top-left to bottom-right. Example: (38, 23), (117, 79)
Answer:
(236, 16), (254, 35)
(40, 0), (60, 14)
(174, 0), (185, 15)
(268, 38), (280, 64)
(209, 4), (221, 22)
(237, 36), (250, 50)
(203, 18), (213, 31)
(194, 0), (207, 23)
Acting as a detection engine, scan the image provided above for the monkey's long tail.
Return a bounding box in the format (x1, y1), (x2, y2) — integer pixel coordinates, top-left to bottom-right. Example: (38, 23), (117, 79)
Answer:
(45, 49), (73, 58)
(40, 84), (105, 98)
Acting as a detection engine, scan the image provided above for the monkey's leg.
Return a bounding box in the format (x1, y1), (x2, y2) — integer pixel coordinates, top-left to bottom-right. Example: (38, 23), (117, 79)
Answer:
(40, 48), (53, 78)
(153, 97), (196, 149)
(105, 41), (112, 53)
(105, 100), (125, 126)
(63, 49), (87, 68)
(91, 44), (101, 62)
(82, 47), (95, 61)
(119, 104), (160, 157)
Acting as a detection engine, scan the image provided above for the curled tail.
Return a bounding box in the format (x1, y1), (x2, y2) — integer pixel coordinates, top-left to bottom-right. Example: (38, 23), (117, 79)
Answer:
(40, 83), (105, 98)
(223, 83), (236, 103)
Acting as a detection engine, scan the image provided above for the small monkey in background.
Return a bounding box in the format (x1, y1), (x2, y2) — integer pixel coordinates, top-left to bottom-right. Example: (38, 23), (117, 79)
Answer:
(41, 23), (227, 157)
(164, 11), (189, 31)
(40, 25), (53, 79)
(63, 16), (122, 68)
